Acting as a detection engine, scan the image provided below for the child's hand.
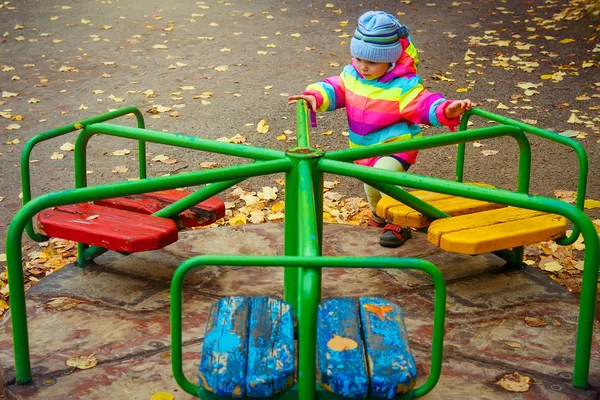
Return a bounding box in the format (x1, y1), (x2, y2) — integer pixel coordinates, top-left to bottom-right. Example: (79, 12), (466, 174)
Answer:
(444, 99), (473, 119)
(288, 94), (317, 112)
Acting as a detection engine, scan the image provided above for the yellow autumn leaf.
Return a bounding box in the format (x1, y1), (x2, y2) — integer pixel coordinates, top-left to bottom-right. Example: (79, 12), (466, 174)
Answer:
(256, 119), (269, 134)
(66, 354), (98, 370)
(228, 215), (247, 226)
(271, 201), (285, 213)
(320, 130), (333, 135)
(276, 134), (286, 141)
(559, 38), (575, 44)
(456, 88), (469, 93)
(584, 199), (600, 209)
(150, 393), (174, 400)
(567, 113), (583, 124)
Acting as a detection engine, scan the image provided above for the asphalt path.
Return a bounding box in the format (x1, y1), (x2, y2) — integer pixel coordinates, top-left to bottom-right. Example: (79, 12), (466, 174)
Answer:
(1, 0), (599, 251)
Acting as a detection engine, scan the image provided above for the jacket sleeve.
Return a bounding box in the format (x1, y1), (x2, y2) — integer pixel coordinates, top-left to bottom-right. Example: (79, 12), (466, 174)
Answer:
(303, 73), (347, 113)
(398, 77), (460, 129)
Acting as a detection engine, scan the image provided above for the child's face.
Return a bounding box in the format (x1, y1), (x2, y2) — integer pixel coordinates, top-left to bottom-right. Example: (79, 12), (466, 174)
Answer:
(354, 58), (391, 80)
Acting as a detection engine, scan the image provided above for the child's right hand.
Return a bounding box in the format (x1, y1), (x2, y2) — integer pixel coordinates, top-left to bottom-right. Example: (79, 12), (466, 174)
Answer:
(288, 94), (317, 112)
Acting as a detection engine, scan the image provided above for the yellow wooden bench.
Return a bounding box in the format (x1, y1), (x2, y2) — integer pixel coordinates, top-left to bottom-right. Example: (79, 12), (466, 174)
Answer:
(377, 191), (567, 255)
(376, 187), (506, 229)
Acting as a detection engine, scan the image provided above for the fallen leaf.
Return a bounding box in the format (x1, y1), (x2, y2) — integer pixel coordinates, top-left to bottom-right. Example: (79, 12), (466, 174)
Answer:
(112, 165), (129, 173)
(584, 199), (600, 209)
(150, 393), (174, 400)
(327, 335), (358, 352)
(60, 142), (75, 151)
(567, 113), (583, 124)
(228, 215), (247, 226)
(2, 91), (18, 98)
(495, 371), (531, 393)
(256, 119), (269, 134)
(50, 152), (64, 160)
(66, 354), (98, 370)
(543, 261), (562, 272)
(45, 297), (84, 311)
(200, 162), (221, 169)
(481, 150), (499, 156)
(5, 123), (20, 130)
(214, 65), (229, 72)
(524, 317), (546, 327)
(112, 149), (131, 156)
(505, 341), (522, 348)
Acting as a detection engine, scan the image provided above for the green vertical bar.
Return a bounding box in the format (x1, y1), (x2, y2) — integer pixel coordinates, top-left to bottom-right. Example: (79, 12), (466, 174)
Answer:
(296, 100), (310, 148)
(297, 160), (321, 400)
(138, 140), (147, 179)
(74, 132), (92, 266)
(284, 159), (300, 313)
(455, 115), (470, 182)
(6, 213), (32, 383)
(572, 218), (600, 388)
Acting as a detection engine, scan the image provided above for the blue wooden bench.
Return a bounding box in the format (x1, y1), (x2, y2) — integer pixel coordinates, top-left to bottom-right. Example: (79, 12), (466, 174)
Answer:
(199, 296), (416, 399)
(199, 296), (296, 398)
(317, 297), (416, 399)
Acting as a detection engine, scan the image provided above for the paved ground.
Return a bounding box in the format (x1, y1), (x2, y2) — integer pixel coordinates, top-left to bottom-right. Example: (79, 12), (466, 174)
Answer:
(0, 0), (599, 253)
(0, 224), (599, 399)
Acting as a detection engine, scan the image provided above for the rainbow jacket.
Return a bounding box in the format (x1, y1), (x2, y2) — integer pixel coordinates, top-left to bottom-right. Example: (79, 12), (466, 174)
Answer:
(304, 36), (459, 167)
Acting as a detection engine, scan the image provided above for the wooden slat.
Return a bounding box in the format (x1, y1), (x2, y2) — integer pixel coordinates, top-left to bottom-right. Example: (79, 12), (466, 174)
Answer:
(36, 203), (178, 252)
(317, 298), (369, 398)
(246, 297), (295, 397)
(431, 213), (567, 254)
(95, 190), (225, 228)
(376, 191), (453, 223)
(386, 196), (505, 228)
(359, 297), (417, 398)
(199, 297), (250, 397)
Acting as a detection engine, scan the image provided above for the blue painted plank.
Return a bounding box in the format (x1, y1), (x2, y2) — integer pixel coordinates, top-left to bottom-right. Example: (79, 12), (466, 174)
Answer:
(317, 297), (369, 398)
(246, 297), (295, 397)
(199, 296), (250, 397)
(359, 297), (417, 399)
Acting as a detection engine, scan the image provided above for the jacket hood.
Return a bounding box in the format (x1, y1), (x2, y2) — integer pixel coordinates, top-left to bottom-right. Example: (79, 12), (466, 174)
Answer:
(352, 36), (419, 83)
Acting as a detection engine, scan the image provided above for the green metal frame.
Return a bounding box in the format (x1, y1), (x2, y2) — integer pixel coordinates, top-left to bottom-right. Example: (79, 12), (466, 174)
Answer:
(5, 102), (598, 397)
(170, 256), (446, 400)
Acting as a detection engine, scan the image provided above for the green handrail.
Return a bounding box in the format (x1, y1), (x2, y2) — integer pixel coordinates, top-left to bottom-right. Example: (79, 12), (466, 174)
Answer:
(20, 106), (146, 242)
(458, 107), (588, 245)
(170, 256), (446, 399)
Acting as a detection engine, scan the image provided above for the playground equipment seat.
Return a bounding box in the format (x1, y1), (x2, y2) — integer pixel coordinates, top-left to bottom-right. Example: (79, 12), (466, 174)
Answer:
(197, 295), (417, 399)
(377, 193), (567, 255)
(95, 189), (225, 228)
(376, 186), (505, 229)
(317, 297), (416, 399)
(36, 203), (178, 253)
(199, 296), (295, 397)
(35, 190), (224, 253)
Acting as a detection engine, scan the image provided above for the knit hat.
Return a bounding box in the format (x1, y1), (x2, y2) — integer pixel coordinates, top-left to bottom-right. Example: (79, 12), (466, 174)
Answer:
(350, 11), (409, 63)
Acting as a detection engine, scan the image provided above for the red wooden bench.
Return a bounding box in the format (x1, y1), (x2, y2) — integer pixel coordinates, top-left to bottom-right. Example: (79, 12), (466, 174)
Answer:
(36, 190), (225, 253)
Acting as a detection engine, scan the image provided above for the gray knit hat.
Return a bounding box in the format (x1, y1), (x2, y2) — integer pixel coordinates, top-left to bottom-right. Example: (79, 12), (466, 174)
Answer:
(350, 11), (409, 63)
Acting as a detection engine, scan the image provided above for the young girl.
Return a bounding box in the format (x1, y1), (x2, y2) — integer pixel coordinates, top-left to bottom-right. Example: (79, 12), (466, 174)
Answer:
(289, 10), (472, 248)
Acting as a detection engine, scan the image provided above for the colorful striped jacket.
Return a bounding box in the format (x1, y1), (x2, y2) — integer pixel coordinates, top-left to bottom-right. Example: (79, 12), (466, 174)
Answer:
(304, 36), (459, 167)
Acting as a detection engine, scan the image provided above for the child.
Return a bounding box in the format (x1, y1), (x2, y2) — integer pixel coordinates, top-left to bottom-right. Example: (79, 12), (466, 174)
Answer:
(288, 10), (472, 248)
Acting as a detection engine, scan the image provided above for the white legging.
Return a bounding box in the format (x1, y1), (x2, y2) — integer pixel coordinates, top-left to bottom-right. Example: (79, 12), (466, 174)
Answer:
(364, 156), (407, 216)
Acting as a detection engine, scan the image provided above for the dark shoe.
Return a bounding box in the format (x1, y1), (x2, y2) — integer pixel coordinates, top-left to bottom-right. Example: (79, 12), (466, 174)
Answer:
(380, 224), (412, 248)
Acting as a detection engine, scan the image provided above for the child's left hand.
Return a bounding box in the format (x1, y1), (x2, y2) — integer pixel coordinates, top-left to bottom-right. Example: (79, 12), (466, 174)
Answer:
(444, 99), (473, 119)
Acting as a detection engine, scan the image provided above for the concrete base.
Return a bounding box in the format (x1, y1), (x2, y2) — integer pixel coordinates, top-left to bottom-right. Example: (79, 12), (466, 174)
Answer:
(1, 223), (598, 399)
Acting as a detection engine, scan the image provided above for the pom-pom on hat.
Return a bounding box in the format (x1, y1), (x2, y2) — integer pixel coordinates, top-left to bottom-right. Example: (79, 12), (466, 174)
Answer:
(350, 11), (409, 63)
